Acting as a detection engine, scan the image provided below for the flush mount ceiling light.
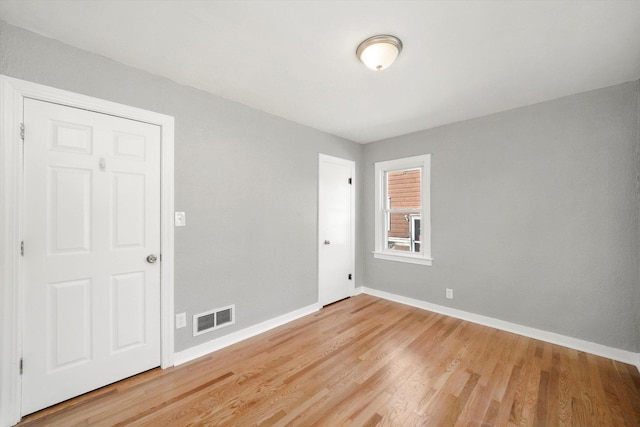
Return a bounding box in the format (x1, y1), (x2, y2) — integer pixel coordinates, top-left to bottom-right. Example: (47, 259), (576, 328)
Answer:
(356, 34), (403, 71)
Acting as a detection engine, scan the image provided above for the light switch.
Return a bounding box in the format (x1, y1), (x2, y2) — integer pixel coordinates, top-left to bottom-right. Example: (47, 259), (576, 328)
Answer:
(175, 212), (186, 227)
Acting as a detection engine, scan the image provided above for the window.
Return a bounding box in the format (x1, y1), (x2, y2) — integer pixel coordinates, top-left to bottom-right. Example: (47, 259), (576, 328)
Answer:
(374, 154), (431, 265)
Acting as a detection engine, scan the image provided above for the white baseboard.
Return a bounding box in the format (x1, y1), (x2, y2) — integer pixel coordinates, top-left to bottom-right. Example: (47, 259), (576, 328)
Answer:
(172, 288), (639, 372)
(173, 303), (321, 366)
(361, 287), (640, 369)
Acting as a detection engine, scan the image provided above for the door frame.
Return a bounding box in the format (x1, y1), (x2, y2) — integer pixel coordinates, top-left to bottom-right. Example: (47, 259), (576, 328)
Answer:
(317, 154), (356, 304)
(0, 75), (175, 426)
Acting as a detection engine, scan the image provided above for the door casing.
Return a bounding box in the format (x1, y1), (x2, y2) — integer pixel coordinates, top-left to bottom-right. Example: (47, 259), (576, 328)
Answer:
(0, 75), (175, 426)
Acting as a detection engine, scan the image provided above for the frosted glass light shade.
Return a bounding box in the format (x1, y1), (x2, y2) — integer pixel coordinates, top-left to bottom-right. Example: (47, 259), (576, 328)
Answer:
(356, 35), (403, 71)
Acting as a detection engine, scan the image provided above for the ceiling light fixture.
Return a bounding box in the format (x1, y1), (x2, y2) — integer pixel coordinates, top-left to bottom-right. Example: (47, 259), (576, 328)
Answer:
(356, 34), (403, 71)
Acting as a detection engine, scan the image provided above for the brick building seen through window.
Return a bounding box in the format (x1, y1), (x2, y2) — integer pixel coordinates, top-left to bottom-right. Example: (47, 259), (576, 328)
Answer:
(387, 169), (421, 252)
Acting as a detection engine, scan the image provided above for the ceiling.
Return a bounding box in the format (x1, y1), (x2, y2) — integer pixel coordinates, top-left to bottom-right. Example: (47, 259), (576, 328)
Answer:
(1, 1), (639, 143)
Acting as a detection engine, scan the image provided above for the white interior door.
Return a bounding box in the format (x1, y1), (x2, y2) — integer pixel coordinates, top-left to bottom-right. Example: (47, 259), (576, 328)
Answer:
(318, 154), (355, 306)
(21, 98), (161, 415)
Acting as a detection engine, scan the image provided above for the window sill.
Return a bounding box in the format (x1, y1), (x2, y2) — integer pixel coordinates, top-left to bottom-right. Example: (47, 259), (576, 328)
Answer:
(372, 251), (433, 266)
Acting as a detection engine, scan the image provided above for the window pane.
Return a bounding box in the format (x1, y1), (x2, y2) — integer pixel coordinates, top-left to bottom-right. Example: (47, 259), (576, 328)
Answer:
(387, 168), (421, 209)
(387, 212), (421, 253)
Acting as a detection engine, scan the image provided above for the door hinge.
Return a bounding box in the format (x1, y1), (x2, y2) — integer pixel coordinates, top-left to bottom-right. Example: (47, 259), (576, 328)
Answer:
(348, 273), (352, 280)
(20, 241), (24, 256)
(20, 123), (25, 141)
(348, 177), (352, 185)
(20, 358), (23, 375)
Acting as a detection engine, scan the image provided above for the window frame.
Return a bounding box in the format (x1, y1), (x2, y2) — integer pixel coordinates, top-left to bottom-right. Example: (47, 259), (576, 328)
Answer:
(374, 154), (432, 266)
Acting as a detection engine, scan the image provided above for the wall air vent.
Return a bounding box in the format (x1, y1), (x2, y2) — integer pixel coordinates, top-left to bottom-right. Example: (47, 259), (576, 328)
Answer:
(193, 305), (235, 336)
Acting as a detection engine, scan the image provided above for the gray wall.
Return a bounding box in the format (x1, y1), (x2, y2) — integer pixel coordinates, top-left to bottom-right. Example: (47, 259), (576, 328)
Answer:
(0, 21), (364, 352)
(363, 81), (640, 352)
(2, 20), (638, 355)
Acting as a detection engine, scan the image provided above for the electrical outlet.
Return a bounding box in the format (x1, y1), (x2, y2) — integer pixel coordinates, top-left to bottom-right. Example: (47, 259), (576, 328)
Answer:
(176, 312), (187, 329)
(446, 288), (453, 299)
(175, 212), (186, 227)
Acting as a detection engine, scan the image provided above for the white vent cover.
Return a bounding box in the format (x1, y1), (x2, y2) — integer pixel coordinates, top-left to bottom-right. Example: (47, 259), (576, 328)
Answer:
(193, 305), (235, 336)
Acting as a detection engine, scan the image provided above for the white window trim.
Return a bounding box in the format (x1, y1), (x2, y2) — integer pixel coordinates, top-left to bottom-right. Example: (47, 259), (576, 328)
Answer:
(373, 154), (432, 266)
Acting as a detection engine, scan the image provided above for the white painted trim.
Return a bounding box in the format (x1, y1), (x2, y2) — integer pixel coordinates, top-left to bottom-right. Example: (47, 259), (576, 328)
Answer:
(361, 287), (640, 369)
(174, 303), (321, 366)
(0, 74), (25, 427)
(372, 251), (433, 266)
(374, 154), (432, 265)
(0, 75), (175, 426)
(318, 154), (356, 304)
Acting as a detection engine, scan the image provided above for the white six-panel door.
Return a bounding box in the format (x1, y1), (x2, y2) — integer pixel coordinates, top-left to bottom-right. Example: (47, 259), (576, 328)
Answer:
(22, 99), (161, 415)
(318, 154), (355, 306)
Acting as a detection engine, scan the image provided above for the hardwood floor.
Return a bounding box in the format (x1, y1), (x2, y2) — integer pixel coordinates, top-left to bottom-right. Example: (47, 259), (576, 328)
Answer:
(18, 294), (640, 426)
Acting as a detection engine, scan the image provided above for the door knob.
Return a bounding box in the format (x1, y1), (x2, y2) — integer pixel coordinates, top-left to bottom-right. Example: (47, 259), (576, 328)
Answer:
(146, 254), (158, 263)
(324, 240), (331, 245)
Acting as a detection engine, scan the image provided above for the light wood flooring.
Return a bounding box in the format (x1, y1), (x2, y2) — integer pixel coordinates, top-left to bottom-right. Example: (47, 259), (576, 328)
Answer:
(19, 294), (640, 426)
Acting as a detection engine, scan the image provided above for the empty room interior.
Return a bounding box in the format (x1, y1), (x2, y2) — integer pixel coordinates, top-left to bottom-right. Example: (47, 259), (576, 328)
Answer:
(1, 0), (640, 425)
